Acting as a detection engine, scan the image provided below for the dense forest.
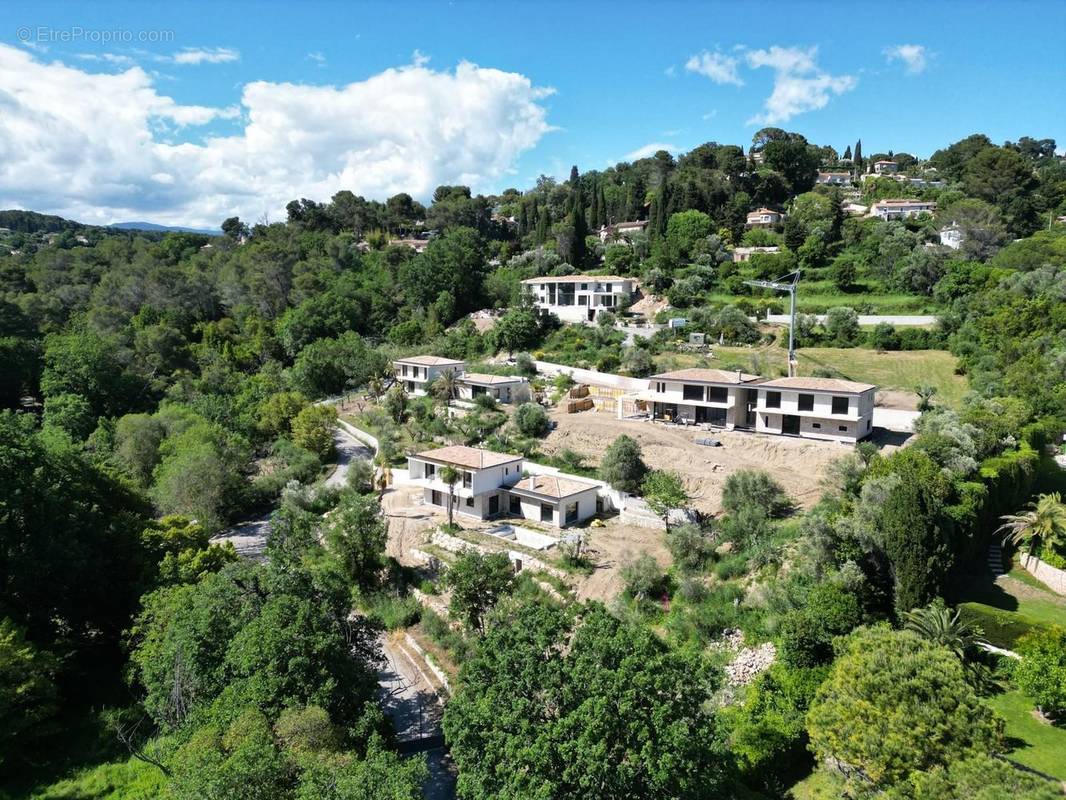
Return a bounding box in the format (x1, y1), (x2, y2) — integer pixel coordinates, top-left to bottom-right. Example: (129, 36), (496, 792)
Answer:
(1, 128), (1065, 799)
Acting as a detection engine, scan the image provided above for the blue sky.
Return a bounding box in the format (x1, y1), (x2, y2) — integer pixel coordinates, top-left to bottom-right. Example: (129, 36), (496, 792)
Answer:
(2, 1), (1063, 226)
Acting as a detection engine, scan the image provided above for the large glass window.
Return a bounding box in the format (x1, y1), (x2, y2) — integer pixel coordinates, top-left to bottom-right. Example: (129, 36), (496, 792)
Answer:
(682, 384), (704, 401)
(565, 502), (578, 525)
(798, 394), (814, 411)
(540, 503), (554, 523)
(831, 396), (849, 415)
(765, 391), (781, 408)
(708, 386), (728, 403)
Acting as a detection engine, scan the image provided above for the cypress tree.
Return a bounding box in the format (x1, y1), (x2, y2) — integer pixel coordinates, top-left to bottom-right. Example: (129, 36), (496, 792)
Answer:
(569, 165), (580, 186)
(854, 139), (863, 170)
(842, 144), (852, 161)
(569, 171), (588, 266)
(598, 185), (608, 226)
(589, 180), (601, 232)
(518, 203), (529, 238)
(536, 206), (550, 244)
(626, 176), (646, 221)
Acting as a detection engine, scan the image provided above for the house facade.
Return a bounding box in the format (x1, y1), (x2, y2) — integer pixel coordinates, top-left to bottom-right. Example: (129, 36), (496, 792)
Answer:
(393, 356), (465, 396)
(816, 171), (852, 185)
(407, 445), (599, 527)
(869, 199), (936, 220)
(456, 373), (529, 404)
(598, 220), (648, 243)
(522, 275), (635, 323)
(746, 208), (783, 227)
(753, 377), (876, 443)
(639, 368), (762, 429)
(938, 223), (964, 250)
(732, 245), (780, 262)
(872, 160), (898, 174)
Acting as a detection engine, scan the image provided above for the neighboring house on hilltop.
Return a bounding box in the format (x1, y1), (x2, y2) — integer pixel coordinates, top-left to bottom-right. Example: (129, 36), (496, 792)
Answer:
(456, 373), (528, 404)
(939, 223), (965, 250)
(746, 208), (783, 227)
(842, 201), (869, 216)
(640, 369), (762, 429)
(407, 445), (599, 527)
(598, 220), (648, 243)
(869, 199), (937, 220)
(391, 238), (430, 253)
(754, 377), (875, 443)
(816, 171), (852, 185)
(732, 246), (780, 262)
(872, 160), (898, 174)
(393, 356), (465, 396)
(522, 274), (635, 324)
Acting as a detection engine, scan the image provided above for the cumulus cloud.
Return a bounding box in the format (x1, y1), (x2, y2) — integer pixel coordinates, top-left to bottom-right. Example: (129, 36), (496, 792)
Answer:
(0, 44), (554, 227)
(884, 44), (928, 75)
(623, 143), (681, 161)
(171, 47), (240, 65)
(685, 50), (743, 86)
(744, 45), (856, 125)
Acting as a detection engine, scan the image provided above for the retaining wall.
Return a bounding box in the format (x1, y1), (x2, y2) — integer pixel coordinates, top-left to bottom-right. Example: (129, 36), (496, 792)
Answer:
(1021, 553), (1066, 595)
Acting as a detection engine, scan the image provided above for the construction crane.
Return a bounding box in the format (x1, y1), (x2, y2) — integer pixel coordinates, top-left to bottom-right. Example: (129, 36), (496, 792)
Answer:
(744, 270), (801, 377)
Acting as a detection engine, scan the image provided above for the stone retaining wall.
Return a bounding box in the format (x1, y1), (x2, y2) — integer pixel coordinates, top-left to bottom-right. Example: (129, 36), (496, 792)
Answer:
(1021, 553), (1066, 595)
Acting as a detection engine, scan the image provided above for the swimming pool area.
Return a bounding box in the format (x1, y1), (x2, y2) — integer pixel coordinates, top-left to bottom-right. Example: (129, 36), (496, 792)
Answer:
(486, 523), (559, 551)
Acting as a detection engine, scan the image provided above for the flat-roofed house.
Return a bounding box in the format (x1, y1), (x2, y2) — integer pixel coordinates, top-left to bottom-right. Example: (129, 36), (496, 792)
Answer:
(393, 356), (465, 397)
(746, 207), (783, 227)
(598, 220), (648, 243)
(407, 445), (598, 527)
(816, 171), (852, 185)
(869, 199), (936, 220)
(753, 377), (876, 443)
(522, 275), (635, 324)
(873, 160), (898, 174)
(456, 373), (529, 404)
(640, 368), (763, 428)
(732, 246), (780, 262)
(938, 223), (964, 250)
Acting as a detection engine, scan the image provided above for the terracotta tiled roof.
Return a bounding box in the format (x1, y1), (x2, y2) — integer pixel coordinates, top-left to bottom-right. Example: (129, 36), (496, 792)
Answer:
(393, 355), (465, 367)
(459, 373), (526, 386)
(413, 445), (522, 470)
(650, 368), (761, 385)
(759, 376), (876, 393)
(509, 474), (599, 499)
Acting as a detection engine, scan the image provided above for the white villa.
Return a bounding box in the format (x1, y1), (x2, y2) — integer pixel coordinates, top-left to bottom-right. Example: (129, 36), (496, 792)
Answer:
(393, 356), (465, 396)
(753, 377), (875, 443)
(639, 369), (762, 429)
(746, 208), (783, 227)
(869, 199), (937, 220)
(407, 445), (599, 527)
(732, 245), (780, 262)
(522, 275), (635, 324)
(816, 171), (852, 185)
(598, 220), (648, 243)
(456, 373), (529, 404)
(939, 223), (964, 250)
(872, 160), (898, 174)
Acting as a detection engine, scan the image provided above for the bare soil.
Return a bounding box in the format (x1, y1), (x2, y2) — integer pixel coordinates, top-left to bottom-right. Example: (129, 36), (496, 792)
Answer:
(876, 389), (918, 410)
(572, 520), (672, 602)
(541, 408), (847, 515)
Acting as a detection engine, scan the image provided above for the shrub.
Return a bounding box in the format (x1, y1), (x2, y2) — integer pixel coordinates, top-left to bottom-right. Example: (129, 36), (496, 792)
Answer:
(1013, 625), (1066, 715)
(514, 352), (537, 377)
(599, 435), (648, 493)
(621, 551), (666, 602)
(514, 402), (550, 437)
(722, 470), (791, 518)
(665, 523), (717, 573)
(290, 404), (338, 461)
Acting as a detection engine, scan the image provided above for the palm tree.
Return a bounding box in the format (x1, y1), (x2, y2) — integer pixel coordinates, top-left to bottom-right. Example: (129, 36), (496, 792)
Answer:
(903, 601), (985, 663)
(915, 384), (937, 412)
(997, 492), (1066, 559)
(439, 465), (459, 528)
(432, 368), (460, 406)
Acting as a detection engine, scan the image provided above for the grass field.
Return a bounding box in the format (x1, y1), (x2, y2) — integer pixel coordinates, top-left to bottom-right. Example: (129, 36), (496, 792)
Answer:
(987, 688), (1066, 781)
(656, 345), (969, 408)
(707, 282), (943, 315)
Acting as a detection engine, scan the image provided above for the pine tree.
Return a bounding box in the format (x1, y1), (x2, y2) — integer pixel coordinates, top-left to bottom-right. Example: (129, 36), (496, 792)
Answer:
(518, 203), (529, 238)
(589, 180), (601, 232)
(569, 165), (580, 186)
(854, 139), (863, 170)
(843, 144), (852, 161)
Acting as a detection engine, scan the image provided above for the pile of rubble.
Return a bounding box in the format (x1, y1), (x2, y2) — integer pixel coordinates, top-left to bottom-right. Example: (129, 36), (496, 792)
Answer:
(713, 628), (776, 687)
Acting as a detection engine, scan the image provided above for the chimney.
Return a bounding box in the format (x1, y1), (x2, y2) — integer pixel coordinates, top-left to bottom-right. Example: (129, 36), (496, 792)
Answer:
(736, 369), (742, 383)
(529, 476), (536, 490)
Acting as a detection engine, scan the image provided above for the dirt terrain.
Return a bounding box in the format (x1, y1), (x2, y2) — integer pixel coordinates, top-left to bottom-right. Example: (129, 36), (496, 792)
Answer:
(541, 409), (847, 515)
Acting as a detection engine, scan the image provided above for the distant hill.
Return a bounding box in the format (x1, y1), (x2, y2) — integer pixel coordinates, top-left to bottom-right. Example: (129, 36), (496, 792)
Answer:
(111, 221), (221, 235)
(0, 209), (88, 234)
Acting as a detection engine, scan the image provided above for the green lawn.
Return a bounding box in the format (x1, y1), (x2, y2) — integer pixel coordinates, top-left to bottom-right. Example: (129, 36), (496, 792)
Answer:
(658, 346), (968, 408)
(953, 560), (1066, 649)
(987, 688), (1066, 781)
(787, 770), (844, 799)
(706, 288), (941, 315)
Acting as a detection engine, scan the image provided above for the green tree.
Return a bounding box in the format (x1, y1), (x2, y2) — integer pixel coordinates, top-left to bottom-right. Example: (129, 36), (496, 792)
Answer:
(1013, 626), (1066, 716)
(997, 492), (1066, 559)
(807, 626), (1001, 792)
(258, 391), (310, 438)
(324, 493), (388, 592)
(824, 306), (860, 346)
(443, 550), (515, 632)
(43, 391), (95, 440)
(640, 469), (689, 533)
(290, 404), (338, 461)
(0, 617), (58, 772)
(439, 465), (459, 528)
(890, 755), (1063, 800)
(443, 601), (730, 799)
(494, 306), (541, 355)
(431, 368), (461, 405)
(722, 469), (791, 518)
(599, 434), (648, 493)
(664, 523), (716, 574)
(514, 402), (549, 437)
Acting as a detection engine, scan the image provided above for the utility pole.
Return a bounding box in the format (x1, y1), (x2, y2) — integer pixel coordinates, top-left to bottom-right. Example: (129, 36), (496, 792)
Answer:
(744, 270), (802, 377)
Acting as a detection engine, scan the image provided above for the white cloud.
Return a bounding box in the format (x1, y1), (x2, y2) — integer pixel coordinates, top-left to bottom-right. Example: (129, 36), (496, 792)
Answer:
(623, 142), (680, 162)
(306, 51), (326, 66)
(685, 50), (743, 86)
(171, 47), (240, 65)
(744, 45), (856, 125)
(0, 44), (554, 228)
(76, 52), (135, 66)
(884, 44), (928, 75)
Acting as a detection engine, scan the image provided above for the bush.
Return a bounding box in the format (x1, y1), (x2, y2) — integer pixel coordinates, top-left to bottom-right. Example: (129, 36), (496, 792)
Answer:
(722, 470), (792, 518)
(824, 306), (860, 346)
(714, 552), (748, 580)
(665, 523), (716, 573)
(1013, 625), (1066, 715)
(514, 402), (550, 437)
(599, 435), (648, 493)
(362, 593), (421, 631)
(291, 404), (338, 460)
(514, 352), (537, 377)
(621, 551), (666, 602)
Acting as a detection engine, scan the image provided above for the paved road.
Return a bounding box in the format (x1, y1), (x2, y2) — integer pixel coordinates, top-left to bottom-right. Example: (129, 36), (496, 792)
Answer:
(212, 426), (372, 557)
(378, 636), (456, 800)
